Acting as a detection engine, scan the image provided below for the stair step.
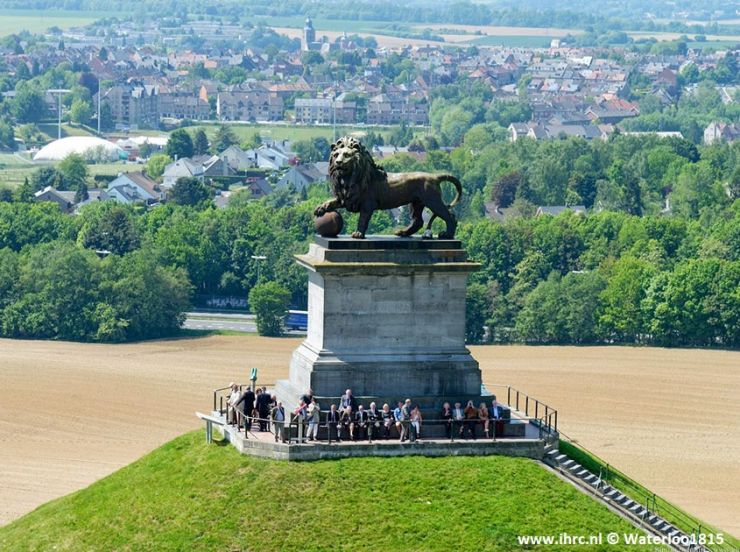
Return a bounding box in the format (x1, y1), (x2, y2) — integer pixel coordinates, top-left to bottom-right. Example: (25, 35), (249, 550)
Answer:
(546, 449), (559, 457)
(605, 489), (620, 499)
(568, 463), (582, 472)
(582, 474), (597, 482)
(562, 459), (576, 468)
(555, 454), (568, 462)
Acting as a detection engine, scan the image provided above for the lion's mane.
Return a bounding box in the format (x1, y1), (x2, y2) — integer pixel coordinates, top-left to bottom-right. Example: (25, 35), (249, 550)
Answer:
(328, 136), (387, 212)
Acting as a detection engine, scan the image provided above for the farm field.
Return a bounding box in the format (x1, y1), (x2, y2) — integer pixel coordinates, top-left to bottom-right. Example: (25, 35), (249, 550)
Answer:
(0, 336), (737, 536)
(0, 9), (109, 37)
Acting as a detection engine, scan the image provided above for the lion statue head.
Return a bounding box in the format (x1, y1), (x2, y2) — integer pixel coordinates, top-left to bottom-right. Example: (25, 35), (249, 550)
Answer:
(328, 136), (386, 212)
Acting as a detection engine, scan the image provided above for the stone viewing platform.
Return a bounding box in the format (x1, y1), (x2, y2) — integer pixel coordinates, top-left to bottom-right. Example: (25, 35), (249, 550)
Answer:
(218, 421), (547, 462)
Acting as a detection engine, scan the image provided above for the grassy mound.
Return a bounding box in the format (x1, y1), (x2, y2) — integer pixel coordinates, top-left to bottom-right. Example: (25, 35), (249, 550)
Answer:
(0, 432), (656, 551)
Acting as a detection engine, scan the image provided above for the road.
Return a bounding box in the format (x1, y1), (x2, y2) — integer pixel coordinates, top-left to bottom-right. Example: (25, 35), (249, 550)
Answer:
(183, 312), (257, 333)
(183, 312), (306, 335)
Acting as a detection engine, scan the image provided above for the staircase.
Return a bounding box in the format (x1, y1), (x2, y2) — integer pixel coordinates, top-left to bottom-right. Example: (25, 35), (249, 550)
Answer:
(543, 443), (713, 552)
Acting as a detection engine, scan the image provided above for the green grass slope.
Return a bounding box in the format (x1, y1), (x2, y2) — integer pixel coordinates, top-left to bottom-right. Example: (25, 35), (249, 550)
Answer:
(0, 432), (657, 551)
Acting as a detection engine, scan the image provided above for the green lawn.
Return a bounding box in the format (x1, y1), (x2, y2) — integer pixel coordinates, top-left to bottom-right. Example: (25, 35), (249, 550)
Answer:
(0, 9), (110, 36)
(0, 431), (658, 551)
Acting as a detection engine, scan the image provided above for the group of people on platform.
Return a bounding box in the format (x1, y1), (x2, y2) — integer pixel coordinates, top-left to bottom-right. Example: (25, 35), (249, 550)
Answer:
(226, 385), (504, 444)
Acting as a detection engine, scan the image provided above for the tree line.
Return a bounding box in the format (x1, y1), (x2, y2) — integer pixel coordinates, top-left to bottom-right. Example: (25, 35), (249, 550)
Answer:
(0, 132), (737, 345)
(461, 208), (739, 348)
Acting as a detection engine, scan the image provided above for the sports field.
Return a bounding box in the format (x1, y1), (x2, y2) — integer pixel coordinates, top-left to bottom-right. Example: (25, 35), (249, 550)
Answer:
(0, 336), (737, 537)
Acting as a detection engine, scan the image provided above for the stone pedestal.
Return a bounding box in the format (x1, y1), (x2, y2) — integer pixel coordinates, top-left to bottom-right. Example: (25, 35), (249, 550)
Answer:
(275, 236), (482, 411)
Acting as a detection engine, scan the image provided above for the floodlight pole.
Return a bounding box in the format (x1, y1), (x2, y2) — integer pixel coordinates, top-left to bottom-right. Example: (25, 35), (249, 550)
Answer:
(251, 254), (267, 283)
(48, 89), (70, 140)
(97, 76), (101, 135)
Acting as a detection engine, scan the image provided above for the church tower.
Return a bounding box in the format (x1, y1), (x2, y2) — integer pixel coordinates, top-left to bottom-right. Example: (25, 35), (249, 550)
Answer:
(302, 17), (316, 51)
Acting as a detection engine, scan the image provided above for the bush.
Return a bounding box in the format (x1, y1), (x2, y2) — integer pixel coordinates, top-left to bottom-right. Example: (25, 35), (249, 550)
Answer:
(248, 282), (290, 337)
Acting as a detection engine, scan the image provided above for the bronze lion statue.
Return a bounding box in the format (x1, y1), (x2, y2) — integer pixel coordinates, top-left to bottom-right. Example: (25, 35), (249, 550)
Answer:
(313, 136), (462, 239)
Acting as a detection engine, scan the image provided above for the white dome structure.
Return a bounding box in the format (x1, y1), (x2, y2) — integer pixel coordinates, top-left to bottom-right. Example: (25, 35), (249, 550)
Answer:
(33, 136), (127, 162)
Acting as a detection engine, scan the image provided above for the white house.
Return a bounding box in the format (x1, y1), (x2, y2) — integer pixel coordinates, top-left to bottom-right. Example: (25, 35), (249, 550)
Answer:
(162, 158), (205, 189)
(107, 171), (163, 204)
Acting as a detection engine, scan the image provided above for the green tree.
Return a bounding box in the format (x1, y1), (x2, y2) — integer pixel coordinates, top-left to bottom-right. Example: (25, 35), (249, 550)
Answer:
(0, 118), (15, 150)
(75, 180), (89, 203)
(165, 129), (194, 159)
(11, 86), (46, 124)
(70, 98), (93, 126)
(465, 282), (491, 343)
(99, 102), (115, 132)
(59, 154), (88, 190)
(78, 203), (141, 255)
(193, 129), (210, 155)
(146, 154), (172, 180)
(293, 137), (331, 163)
(168, 177), (213, 207)
(248, 281), (291, 336)
(211, 125), (238, 153)
(598, 256), (656, 342)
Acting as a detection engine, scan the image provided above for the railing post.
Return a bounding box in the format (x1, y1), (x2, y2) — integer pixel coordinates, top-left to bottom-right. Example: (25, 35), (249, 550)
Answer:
(525, 396), (529, 416)
(213, 391), (216, 412)
(554, 411), (558, 432)
(516, 391), (520, 411)
(220, 396), (223, 417)
(507, 386), (511, 406)
(535, 401), (538, 420)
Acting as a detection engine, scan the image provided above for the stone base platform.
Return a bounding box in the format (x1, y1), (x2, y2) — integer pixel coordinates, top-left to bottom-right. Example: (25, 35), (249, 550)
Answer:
(217, 419), (547, 462)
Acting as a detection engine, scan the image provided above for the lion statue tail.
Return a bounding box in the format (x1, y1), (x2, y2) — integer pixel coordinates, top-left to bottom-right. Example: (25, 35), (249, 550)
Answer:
(426, 174), (462, 230)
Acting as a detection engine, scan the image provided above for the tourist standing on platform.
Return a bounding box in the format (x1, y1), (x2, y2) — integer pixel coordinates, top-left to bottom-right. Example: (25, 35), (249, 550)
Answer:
(301, 388), (314, 406)
(340, 405), (355, 441)
(479, 402), (490, 439)
(255, 387), (271, 431)
(234, 385), (255, 431)
(491, 396), (502, 438)
(256, 387), (271, 431)
(410, 406), (422, 441)
(400, 399), (412, 442)
(393, 401), (404, 438)
(453, 402), (465, 437)
(355, 404), (369, 440)
(367, 402), (380, 440)
(271, 401), (286, 443)
(463, 400), (478, 440)
(227, 383), (241, 426)
(307, 397), (321, 441)
(381, 403), (394, 439)
(441, 402), (453, 438)
(327, 403), (341, 442)
(294, 400), (308, 442)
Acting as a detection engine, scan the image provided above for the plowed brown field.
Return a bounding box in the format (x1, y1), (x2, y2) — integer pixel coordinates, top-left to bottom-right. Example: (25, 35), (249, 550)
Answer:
(0, 336), (737, 536)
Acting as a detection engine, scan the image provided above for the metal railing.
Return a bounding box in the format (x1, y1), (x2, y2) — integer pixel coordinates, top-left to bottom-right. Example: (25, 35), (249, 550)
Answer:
(484, 383), (558, 433)
(556, 429), (736, 552)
